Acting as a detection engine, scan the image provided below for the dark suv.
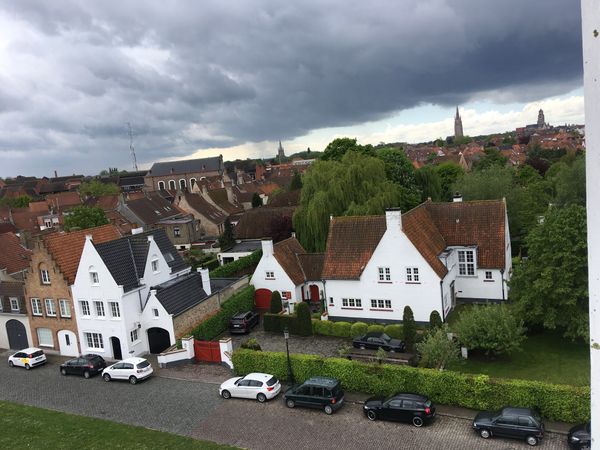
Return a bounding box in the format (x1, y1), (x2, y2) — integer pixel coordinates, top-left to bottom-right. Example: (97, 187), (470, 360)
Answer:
(60, 354), (107, 378)
(229, 311), (260, 334)
(473, 407), (544, 446)
(363, 393), (435, 427)
(283, 377), (345, 415)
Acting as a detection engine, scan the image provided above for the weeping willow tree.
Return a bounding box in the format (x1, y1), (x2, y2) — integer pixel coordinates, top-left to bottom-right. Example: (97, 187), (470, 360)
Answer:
(293, 151), (420, 252)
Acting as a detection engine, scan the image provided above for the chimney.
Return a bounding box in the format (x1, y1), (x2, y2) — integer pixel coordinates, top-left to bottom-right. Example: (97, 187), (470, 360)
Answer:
(54, 170), (58, 178)
(85, 234), (93, 242)
(261, 239), (274, 256)
(197, 267), (211, 296)
(452, 193), (463, 202)
(147, 235), (154, 243)
(385, 208), (402, 232)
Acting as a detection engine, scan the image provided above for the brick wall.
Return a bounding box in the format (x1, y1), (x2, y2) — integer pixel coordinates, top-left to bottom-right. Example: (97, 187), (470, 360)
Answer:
(173, 276), (250, 338)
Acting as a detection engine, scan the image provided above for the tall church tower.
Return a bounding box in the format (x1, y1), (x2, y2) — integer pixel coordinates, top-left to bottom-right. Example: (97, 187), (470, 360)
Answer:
(454, 107), (464, 140)
(277, 141), (286, 164)
(537, 109), (545, 128)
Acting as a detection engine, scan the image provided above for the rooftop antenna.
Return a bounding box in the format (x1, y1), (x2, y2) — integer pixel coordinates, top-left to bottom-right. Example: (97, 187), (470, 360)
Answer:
(127, 122), (139, 171)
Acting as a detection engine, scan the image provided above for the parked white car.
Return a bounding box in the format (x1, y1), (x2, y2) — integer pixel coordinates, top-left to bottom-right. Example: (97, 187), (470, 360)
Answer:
(219, 372), (281, 402)
(102, 357), (153, 384)
(8, 347), (47, 370)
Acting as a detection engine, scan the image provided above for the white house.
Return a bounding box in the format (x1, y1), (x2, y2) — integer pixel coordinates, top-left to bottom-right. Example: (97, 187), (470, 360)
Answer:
(217, 240), (262, 265)
(72, 229), (191, 359)
(250, 238), (324, 311)
(322, 199), (511, 324)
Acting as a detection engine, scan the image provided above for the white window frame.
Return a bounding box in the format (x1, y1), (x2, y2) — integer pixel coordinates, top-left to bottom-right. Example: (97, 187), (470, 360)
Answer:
(179, 179), (186, 190)
(37, 328), (54, 347)
(158, 181), (166, 190)
(265, 271), (275, 279)
(31, 298), (42, 316)
(59, 299), (71, 318)
(153, 308), (159, 317)
(94, 301), (105, 318)
(378, 267), (391, 282)
(342, 298), (362, 308)
(44, 298), (56, 317)
(80, 300), (91, 317)
(10, 297), (19, 312)
(89, 271), (99, 284)
(109, 301), (121, 318)
(485, 271), (493, 281)
(130, 328), (139, 342)
(151, 259), (159, 273)
(406, 267), (420, 282)
(40, 269), (51, 284)
(169, 179), (176, 190)
(458, 249), (476, 276)
(84, 332), (104, 350)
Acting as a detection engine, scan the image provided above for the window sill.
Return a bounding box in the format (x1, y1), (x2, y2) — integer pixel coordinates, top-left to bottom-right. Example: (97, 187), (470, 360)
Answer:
(46, 314), (57, 318)
(110, 317), (121, 321)
(377, 281), (392, 284)
(60, 316), (72, 319)
(405, 282), (421, 285)
(483, 280), (495, 282)
(341, 307), (363, 310)
(39, 344), (54, 348)
(265, 278), (275, 281)
(369, 308), (393, 312)
(32, 314), (43, 317)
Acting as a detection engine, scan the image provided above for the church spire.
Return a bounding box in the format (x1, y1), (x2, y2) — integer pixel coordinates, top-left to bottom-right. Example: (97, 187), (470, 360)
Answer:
(277, 140), (286, 164)
(454, 107), (464, 139)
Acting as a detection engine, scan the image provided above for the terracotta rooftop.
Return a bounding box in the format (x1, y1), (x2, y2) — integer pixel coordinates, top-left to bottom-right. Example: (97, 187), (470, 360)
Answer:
(297, 253), (325, 281)
(181, 192), (226, 225)
(84, 194), (119, 211)
(234, 206), (295, 240)
(272, 238), (306, 285)
(267, 190), (301, 207)
(0, 232), (32, 275)
(46, 191), (82, 210)
(43, 224), (121, 285)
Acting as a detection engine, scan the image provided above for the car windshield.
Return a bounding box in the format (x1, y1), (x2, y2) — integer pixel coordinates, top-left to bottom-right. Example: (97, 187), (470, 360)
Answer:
(266, 376), (278, 387)
(136, 360), (150, 369)
(381, 333), (392, 342)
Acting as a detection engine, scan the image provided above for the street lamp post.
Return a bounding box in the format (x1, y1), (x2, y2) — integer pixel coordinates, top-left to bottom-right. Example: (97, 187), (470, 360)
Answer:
(283, 326), (294, 384)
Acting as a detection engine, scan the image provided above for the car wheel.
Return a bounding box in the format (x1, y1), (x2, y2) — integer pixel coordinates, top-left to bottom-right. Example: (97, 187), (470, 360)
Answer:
(367, 410), (377, 421)
(324, 405), (334, 415)
(479, 429), (491, 439)
(60, 368), (67, 376)
(25, 363), (30, 370)
(83, 370), (90, 379)
(8, 360), (14, 368)
(412, 416), (424, 427)
(221, 390), (231, 399)
(103, 373), (111, 382)
(286, 399), (295, 408)
(129, 376), (138, 385)
(257, 393), (267, 403)
(526, 436), (538, 446)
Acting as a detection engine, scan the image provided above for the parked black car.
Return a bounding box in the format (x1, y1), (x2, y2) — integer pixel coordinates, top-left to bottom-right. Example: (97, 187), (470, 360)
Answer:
(283, 376), (345, 415)
(568, 422), (591, 449)
(352, 332), (405, 352)
(363, 393), (435, 427)
(60, 354), (106, 378)
(229, 311), (260, 334)
(473, 407), (544, 446)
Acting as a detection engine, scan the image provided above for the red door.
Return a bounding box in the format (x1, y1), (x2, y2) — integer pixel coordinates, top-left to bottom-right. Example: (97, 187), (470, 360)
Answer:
(309, 285), (320, 302)
(255, 288), (272, 310)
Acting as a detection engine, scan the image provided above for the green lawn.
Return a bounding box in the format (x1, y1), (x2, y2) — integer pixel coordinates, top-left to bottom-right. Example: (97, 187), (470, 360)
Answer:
(444, 305), (590, 386)
(0, 401), (236, 450)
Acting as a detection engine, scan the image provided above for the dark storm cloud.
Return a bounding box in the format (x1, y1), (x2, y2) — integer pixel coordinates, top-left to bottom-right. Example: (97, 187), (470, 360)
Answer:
(0, 0), (582, 176)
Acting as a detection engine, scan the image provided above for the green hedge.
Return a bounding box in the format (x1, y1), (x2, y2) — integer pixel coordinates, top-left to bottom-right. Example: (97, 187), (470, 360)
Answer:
(367, 324), (385, 334)
(313, 319), (333, 336)
(192, 286), (255, 340)
(384, 324), (403, 339)
(350, 322), (368, 337)
(232, 349), (590, 423)
(263, 312), (296, 334)
(210, 250), (262, 278)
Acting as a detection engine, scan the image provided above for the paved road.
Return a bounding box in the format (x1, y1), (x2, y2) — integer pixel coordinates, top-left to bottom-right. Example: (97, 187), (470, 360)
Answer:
(0, 351), (570, 449)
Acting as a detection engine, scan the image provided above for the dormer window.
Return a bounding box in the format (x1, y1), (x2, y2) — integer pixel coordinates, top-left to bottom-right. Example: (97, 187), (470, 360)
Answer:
(458, 249), (476, 276)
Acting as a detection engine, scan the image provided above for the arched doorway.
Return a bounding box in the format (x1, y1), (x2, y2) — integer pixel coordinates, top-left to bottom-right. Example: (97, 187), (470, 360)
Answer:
(147, 327), (171, 354)
(6, 320), (28, 349)
(57, 330), (79, 357)
(110, 336), (122, 360)
(255, 288), (272, 310)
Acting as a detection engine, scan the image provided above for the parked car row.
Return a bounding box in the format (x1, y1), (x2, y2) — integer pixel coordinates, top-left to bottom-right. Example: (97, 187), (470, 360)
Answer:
(8, 347), (154, 385)
(219, 372), (591, 448)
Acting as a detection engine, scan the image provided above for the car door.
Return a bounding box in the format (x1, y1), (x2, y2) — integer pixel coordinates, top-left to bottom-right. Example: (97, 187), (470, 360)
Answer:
(236, 379), (254, 398)
(294, 385), (311, 406)
(517, 416), (535, 439)
(72, 358), (85, 375)
(13, 352), (25, 367)
(110, 362), (124, 379)
(399, 400), (416, 423)
(309, 387), (325, 409)
(493, 415), (517, 438)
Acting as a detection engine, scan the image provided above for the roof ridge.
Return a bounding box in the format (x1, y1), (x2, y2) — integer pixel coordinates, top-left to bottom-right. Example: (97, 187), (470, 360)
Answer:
(295, 252), (308, 281)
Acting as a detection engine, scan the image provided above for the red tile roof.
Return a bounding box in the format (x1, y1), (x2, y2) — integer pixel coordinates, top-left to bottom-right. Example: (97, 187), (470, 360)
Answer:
(273, 237), (306, 285)
(297, 253), (325, 281)
(181, 193), (226, 225)
(46, 191), (82, 209)
(0, 232), (32, 274)
(43, 224), (121, 284)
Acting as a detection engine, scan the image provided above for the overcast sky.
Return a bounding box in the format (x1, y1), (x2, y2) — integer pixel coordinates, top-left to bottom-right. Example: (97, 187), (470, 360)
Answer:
(0, 0), (583, 178)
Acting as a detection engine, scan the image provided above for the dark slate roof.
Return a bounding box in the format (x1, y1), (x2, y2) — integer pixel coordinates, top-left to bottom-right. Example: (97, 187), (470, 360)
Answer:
(118, 175), (146, 187)
(153, 272), (207, 316)
(125, 192), (181, 226)
(147, 156), (223, 177)
(94, 229), (188, 292)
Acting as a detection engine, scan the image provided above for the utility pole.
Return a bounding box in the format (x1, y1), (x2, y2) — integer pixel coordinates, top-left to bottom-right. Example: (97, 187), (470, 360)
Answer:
(582, 1), (599, 447)
(127, 122), (139, 171)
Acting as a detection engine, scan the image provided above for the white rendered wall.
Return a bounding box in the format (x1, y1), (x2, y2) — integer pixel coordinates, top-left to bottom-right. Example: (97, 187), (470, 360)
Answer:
(250, 251), (299, 303)
(582, 1), (599, 446)
(141, 294), (176, 346)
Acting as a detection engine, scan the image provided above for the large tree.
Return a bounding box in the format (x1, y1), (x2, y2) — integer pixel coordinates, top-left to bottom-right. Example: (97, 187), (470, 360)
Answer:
(547, 156), (585, 207)
(63, 206), (109, 231)
(218, 218), (235, 250)
(79, 180), (120, 198)
(294, 151), (410, 251)
(509, 204), (588, 340)
(472, 148), (508, 171)
(435, 162), (464, 201)
(320, 137), (374, 161)
(415, 166), (442, 202)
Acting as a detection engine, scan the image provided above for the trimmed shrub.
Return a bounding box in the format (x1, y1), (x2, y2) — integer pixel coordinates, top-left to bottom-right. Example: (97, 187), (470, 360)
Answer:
(403, 306), (417, 350)
(429, 310), (443, 330)
(383, 324), (403, 339)
(295, 302), (313, 336)
(367, 324), (385, 334)
(350, 322), (369, 337)
(192, 286), (255, 340)
(416, 325), (459, 370)
(263, 313), (294, 334)
(313, 319), (333, 336)
(240, 338), (262, 351)
(232, 349), (590, 423)
(331, 321), (352, 338)
(270, 291), (283, 314)
(210, 250), (262, 278)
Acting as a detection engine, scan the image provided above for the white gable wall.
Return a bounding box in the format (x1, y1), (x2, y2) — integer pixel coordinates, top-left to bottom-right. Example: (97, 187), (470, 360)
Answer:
(250, 245), (300, 307)
(141, 293), (176, 346)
